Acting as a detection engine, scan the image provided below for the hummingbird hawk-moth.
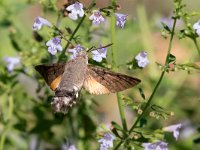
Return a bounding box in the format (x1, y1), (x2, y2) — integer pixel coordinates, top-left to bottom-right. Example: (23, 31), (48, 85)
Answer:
(35, 52), (141, 113)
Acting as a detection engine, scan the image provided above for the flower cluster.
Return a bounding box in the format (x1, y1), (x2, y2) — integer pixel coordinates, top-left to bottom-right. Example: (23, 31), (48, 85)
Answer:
(98, 133), (115, 150)
(32, 2), (130, 57)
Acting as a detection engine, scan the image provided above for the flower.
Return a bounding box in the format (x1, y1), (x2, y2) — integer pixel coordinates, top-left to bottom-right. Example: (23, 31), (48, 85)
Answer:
(92, 46), (107, 62)
(163, 123), (182, 140)
(68, 44), (84, 59)
(3, 56), (20, 73)
(135, 51), (149, 68)
(32, 16), (52, 31)
(89, 10), (105, 25)
(66, 2), (84, 20)
(98, 133), (115, 150)
(142, 141), (168, 150)
(115, 13), (128, 28)
(46, 37), (62, 55)
(193, 20), (200, 36)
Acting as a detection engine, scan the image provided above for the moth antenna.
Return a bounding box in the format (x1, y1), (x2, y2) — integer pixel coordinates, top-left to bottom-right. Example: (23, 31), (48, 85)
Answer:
(86, 43), (113, 53)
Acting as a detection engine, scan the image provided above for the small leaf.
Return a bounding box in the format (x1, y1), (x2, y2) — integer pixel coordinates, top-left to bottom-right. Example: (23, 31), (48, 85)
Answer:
(139, 118), (147, 127)
(161, 22), (171, 32)
(138, 87), (145, 100)
(168, 54), (176, 63)
(111, 121), (123, 131)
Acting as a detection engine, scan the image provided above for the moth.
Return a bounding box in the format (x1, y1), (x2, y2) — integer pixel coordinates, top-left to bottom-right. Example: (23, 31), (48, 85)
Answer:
(35, 52), (141, 113)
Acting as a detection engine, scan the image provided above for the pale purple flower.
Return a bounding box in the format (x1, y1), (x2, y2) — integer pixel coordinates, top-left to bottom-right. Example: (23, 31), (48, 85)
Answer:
(68, 44), (84, 59)
(32, 16), (52, 31)
(115, 13), (128, 28)
(66, 2), (84, 20)
(193, 20), (200, 36)
(89, 10), (105, 25)
(92, 46), (107, 62)
(163, 123), (182, 140)
(142, 141), (168, 150)
(46, 37), (62, 55)
(98, 133), (115, 150)
(135, 51), (149, 68)
(3, 56), (20, 72)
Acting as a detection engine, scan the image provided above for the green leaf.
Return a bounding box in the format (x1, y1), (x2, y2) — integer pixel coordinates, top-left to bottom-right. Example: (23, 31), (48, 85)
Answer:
(161, 22), (171, 32)
(168, 54), (176, 63)
(138, 87), (145, 100)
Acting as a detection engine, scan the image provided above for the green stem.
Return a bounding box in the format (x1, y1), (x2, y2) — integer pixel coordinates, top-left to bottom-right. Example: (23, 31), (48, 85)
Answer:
(58, 0), (96, 62)
(193, 38), (200, 57)
(117, 93), (128, 131)
(0, 95), (13, 150)
(111, 0), (128, 142)
(58, 15), (86, 62)
(114, 141), (123, 150)
(128, 18), (177, 134)
(113, 18), (177, 150)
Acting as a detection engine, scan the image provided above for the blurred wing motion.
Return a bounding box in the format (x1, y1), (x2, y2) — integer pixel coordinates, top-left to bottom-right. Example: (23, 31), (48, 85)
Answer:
(83, 65), (141, 95)
(35, 63), (65, 91)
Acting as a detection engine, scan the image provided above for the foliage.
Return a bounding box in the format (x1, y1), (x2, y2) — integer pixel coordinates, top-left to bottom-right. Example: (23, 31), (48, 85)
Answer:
(0, 0), (200, 150)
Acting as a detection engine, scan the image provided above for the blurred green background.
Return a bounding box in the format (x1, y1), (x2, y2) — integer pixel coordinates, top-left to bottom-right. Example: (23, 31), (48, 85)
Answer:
(0, 0), (200, 150)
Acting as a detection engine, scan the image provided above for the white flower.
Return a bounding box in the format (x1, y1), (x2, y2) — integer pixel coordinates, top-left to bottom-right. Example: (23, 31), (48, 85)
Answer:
(32, 16), (52, 31)
(193, 20), (200, 36)
(135, 51), (149, 68)
(142, 141), (168, 150)
(98, 133), (115, 150)
(66, 2), (84, 20)
(3, 56), (20, 72)
(89, 10), (105, 25)
(68, 44), (84, 59)
(46, 37), (62, 55)
(163, 123), (182, 140)
(92, 45), (107, 62)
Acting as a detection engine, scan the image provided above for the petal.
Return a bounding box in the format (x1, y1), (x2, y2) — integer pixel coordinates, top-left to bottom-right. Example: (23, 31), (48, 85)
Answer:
(66, 4), (74, 11)
(32, 23), (42, 31)
(56, 45), (63, 51)
(93, 55), (102, 62)
(38, 17), (52, 27)
(46, 40), (53, 46)
(48, 47), (57, 55)
(69, 13), (78, 20)
(193, 21), (200, 30)
(89, 14), (94, 20)
(78, 9), (84, 17)
(196, 29), (200, 36)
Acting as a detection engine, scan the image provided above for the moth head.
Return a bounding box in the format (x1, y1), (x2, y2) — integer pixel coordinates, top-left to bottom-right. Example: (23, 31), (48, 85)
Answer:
(51, 96), (77, 114)
(51, 87), (79, 114)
